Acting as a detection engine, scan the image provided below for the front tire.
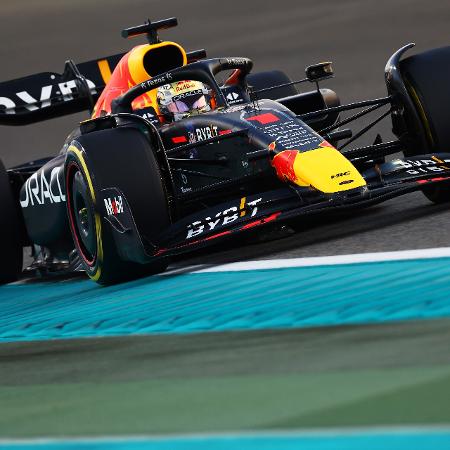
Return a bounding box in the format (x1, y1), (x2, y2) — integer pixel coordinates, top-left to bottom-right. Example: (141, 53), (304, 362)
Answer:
(401, 47), (450, 203)
(65, 128), (170, 285)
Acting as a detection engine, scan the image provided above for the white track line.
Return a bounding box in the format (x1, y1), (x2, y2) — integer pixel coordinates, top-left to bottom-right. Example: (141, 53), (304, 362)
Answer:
(165, 247), (450, 274)
(13, 248), (450, 283)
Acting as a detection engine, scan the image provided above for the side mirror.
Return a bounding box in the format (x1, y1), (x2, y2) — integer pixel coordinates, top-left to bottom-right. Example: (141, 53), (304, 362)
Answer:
(306, 62), (334, 82)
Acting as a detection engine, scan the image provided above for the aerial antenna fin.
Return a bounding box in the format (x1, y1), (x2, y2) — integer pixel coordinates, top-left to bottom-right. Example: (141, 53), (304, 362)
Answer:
(121, 17), (178, 44)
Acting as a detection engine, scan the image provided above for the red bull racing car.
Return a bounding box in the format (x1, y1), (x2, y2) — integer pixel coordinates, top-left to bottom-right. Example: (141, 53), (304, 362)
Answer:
(2, 17), (450, 284)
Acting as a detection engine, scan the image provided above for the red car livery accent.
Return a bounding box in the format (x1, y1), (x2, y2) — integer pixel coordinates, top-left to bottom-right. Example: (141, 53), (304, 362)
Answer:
(271, 150), (299, 183)
(172, 136), (188, 144)
(92, 45), (159, 118)
(246, 112), (280, 124)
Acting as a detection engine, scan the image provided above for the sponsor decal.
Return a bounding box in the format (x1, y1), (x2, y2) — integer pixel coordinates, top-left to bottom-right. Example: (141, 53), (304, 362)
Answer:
(134, 106), (157, 123)
(245, 112), (323, 151)
(0, 78), (96, 114)
(224, 104), (247, 113)
(225, 58), (248, 67)
(174, 81), (197, 92)
(225, 91), (242, 105)
(331, 171), (351, 179)
(188, 131), (196, 144)
(140, 112), (155, 121)
(173, 89), (203, 101)
(194, 125), (219, 142)
(140, 72), (172, 90)
(226, 92), (240, 102)
(20, 167), (66, 208)
(186, 196), (262, 239)
(104, 196), (124, 216)
(394, 158), (450, 176)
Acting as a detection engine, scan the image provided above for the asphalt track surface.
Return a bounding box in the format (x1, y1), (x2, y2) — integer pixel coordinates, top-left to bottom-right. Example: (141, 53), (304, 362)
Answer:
(2, 0), (450, 442)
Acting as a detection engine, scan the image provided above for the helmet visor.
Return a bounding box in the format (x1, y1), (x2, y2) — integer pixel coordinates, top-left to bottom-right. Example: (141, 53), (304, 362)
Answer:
(167, 94), (209, 114)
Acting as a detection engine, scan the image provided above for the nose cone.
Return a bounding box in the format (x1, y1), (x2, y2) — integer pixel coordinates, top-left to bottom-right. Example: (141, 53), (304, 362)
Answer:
(271, 145), (366, 193)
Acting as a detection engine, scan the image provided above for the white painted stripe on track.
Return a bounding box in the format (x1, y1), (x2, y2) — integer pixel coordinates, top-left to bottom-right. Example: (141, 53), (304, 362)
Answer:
(12, 248), (450, 283)
(165, 247), (450, 275)
(1, 425), (450, 444)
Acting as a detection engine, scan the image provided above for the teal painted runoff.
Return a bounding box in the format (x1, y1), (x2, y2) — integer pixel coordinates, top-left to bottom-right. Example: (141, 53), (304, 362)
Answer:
(1, 257), (450, 342)
(1, 430), (450, 450)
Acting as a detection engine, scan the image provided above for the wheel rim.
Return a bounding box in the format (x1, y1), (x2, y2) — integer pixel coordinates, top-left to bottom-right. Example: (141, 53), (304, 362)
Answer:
(67, 162), (97, 266)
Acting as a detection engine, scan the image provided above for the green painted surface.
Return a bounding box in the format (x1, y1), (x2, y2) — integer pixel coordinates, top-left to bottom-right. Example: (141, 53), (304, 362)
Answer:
(2, 320), (450, 438)
(1, 366), (450, 437)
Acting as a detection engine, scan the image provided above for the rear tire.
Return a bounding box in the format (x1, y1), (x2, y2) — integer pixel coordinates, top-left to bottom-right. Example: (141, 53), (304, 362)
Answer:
(0, 160), (22, 284)
(246, 70), (297, 100)
(65, 128), (170, 285)
(401, 47), (450, 203)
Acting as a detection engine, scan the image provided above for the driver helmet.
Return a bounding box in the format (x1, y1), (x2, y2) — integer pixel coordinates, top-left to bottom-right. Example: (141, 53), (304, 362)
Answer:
(157, 80), (213, 122)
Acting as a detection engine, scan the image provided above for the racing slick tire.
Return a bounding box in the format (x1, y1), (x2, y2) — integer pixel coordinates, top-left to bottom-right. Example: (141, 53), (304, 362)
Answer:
(401, 47), (450, 203)
(0, 159), (23, 284)
(65, 127), (170, 285)
(246, 70), (298, 100)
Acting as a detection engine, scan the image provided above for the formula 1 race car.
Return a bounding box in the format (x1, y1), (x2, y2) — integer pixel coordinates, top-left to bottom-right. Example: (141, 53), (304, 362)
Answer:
(2, 17), (450, 284)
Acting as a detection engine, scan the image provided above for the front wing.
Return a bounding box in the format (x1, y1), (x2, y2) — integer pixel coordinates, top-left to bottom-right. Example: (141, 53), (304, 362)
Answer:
(102, 153), (450, 263)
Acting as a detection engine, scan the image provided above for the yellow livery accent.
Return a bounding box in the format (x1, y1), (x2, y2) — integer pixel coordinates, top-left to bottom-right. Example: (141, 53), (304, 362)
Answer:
(406, 79), (434, 148)
(127, 41), (187, 84)
(97, 59), (113, 84)
(240, 197), (246, 216)
(67, 145), (104, 281)
(432, 155), (450, 170)
(292, 147), (366, 193)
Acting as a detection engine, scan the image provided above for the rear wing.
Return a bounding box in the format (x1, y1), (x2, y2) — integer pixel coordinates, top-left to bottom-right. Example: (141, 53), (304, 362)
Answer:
(0, 49), (206, 126)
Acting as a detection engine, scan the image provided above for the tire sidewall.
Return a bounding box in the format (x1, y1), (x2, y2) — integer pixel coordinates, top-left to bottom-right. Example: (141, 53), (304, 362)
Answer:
(0, 159), (23, 283)
(65, 145), (104, 282)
